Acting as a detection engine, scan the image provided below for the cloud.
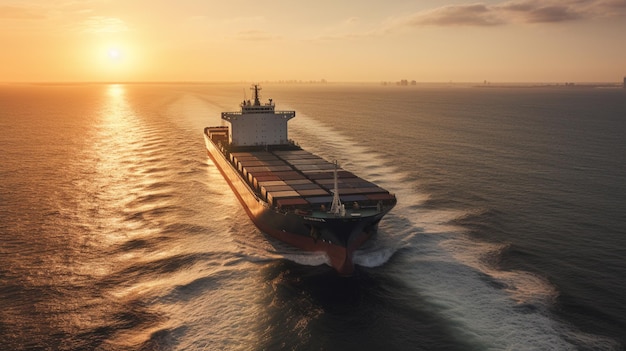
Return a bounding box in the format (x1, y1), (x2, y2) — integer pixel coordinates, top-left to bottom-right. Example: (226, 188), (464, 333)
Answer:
(0, 5), (46, 19)
(306, 17), (381, 41)
(344, 17), (360, 25)
(523, 5), (583, 22)
(499, 0), (587, 23)
(222, 16), (266, 25)
(81, 16), (128, 33)
(393, 0), (626, 27)
(407, 4), (505, 26)
(313, 32), (371, 41)
(233, 30), (279, 41)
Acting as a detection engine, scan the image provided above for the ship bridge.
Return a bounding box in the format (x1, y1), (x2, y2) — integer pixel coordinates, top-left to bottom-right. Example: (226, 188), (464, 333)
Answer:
(222, 85), (295, 147)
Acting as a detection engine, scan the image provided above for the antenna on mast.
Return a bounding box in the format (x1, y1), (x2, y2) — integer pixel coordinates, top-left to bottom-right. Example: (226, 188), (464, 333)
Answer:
(251, 84), (261, 106)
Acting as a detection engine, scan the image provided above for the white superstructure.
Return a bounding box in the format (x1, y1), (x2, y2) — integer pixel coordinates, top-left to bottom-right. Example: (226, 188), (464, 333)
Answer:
(221, 85), (296, 147)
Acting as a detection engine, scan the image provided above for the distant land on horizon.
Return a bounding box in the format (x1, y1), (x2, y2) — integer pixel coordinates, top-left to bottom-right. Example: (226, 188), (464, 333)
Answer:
(3, 79), (625, 87)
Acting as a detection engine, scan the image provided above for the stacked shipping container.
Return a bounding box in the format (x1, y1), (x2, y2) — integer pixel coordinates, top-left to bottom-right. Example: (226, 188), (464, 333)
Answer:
(229, 149), (395, 211)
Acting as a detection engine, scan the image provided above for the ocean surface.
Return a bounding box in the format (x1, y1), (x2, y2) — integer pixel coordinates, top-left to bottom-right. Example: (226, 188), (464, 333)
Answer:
(1, 82), (624, 350)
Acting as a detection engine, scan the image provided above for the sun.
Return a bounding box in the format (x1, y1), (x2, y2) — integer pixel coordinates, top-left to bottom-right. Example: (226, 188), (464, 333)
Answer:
(108, 48), (121, 60)
(92, 42), (141, 81)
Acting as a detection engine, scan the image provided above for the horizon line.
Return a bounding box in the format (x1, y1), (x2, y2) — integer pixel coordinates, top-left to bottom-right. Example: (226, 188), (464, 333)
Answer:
(2, 80), (624, 85)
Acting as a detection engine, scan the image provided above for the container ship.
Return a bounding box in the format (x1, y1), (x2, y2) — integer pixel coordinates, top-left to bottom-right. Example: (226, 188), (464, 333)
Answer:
(203, 85), (396, 275)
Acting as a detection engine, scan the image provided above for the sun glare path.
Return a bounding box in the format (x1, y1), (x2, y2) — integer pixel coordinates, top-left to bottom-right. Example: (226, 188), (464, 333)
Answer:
(107, 84), (125, 97)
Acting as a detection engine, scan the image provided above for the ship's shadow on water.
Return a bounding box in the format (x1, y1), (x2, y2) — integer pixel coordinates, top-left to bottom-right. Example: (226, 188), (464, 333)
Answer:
(257, 259), (478, 351)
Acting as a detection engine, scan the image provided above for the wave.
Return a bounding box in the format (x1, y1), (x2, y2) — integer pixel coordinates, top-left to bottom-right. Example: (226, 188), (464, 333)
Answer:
(284, 109), (620, 350)
(353, 245), (398, 268)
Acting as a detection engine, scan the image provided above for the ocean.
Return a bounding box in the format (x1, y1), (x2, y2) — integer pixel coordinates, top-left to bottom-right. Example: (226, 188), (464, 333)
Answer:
(1, 83), (624, 350)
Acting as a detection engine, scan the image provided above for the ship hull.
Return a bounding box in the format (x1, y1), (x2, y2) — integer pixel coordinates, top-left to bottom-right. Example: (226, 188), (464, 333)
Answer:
(203, 130), (387, 275)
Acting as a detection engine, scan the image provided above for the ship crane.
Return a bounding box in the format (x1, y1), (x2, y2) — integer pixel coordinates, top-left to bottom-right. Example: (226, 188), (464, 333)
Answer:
(330, 160), (346, 216)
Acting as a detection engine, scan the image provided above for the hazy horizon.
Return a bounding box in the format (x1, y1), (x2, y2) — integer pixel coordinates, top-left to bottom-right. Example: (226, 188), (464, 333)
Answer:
(2, 0), (625, 83)
(2, 79), (624, 85)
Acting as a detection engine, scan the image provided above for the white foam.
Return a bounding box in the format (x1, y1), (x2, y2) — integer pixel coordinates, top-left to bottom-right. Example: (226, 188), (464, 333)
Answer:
(353, 245), (397, 268)
(280, 252), (330, 267)
(395, 208), (619, 350)
(440, 238), (558, 305)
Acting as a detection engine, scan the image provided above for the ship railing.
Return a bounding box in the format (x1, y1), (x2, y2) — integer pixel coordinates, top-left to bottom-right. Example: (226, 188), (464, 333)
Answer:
(221, 110), (295, 118)
(273, 200), (394, 217)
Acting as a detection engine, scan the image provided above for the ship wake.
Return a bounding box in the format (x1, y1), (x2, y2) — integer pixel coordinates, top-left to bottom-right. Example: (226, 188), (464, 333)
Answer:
(278, 107), (620, 350)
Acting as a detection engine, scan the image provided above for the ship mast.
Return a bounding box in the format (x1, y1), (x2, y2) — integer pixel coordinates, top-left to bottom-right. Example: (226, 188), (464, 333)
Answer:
(252, 84), (261, 106)
(330, 160), (345, 216)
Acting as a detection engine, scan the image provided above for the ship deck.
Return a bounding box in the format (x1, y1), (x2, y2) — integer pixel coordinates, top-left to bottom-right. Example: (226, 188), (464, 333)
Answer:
(205, 126), (396, 216)
(307, 208), (381, 219)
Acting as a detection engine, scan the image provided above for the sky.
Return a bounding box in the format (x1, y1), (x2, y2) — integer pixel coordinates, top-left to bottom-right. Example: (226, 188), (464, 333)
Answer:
(1, 0), (625, 83)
